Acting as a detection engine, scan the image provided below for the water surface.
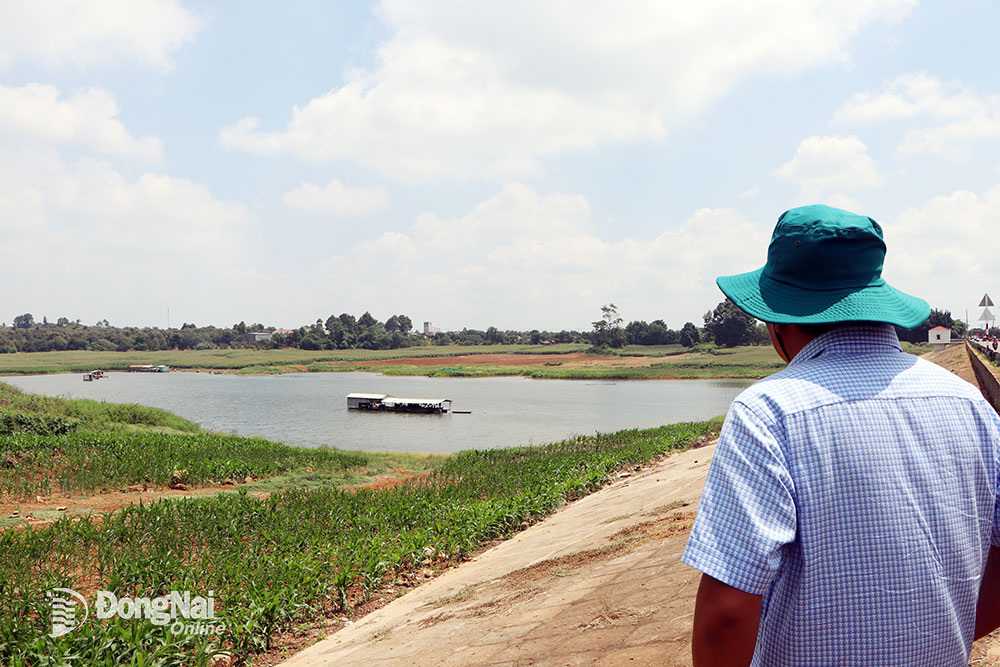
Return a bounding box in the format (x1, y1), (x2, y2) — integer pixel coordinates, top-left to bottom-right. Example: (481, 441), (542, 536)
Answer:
(4, 372), (752, 454)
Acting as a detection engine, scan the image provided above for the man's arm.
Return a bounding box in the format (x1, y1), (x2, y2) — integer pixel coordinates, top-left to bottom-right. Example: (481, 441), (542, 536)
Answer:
(976, 545), (1000, 639)
(692, 574), (762, 667)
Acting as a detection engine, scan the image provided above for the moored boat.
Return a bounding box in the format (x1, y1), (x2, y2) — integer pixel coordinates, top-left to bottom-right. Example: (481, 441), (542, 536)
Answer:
(346, 393), (452, 414)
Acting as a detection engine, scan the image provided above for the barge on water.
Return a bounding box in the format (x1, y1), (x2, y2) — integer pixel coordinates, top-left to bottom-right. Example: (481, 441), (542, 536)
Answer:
(347, 392), (452, 414)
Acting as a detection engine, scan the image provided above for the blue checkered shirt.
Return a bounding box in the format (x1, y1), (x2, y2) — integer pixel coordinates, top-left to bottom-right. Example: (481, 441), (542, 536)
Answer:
(683, 324), (1000, 665)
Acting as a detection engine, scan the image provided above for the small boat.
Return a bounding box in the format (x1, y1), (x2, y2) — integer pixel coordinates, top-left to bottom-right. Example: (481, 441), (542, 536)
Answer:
(90, 370), (106, 380)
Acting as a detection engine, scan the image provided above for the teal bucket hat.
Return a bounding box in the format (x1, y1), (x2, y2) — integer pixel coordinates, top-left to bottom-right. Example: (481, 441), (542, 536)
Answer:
(716, 204), (930, 328)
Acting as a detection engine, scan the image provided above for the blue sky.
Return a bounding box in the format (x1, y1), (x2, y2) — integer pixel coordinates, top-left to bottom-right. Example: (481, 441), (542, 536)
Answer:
(3, 1), (1000, 331)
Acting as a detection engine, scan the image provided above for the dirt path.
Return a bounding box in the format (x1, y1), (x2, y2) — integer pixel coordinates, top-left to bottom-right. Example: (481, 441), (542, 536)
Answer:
(0, 483), (267, 529)
(278, 342), (1000, 666)
(923, 342), (979, 385)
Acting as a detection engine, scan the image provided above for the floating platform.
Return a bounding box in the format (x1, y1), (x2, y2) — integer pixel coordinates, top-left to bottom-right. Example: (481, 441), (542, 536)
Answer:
(347, 393), (452, 414)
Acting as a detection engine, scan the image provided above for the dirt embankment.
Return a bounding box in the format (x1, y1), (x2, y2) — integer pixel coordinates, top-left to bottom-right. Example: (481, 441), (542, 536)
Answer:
(922, 342), (978, 385)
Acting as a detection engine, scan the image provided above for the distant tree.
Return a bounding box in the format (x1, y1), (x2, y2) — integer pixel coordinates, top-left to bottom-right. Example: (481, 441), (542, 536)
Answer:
(88, 338), (116, 351)
(384, 315), (401, 332)
(42, 316), (48, 325)
(895, 308), (955, 344)
(752, 323), (771, 345)
(13, 313), (33, 329)
(358, 311), (378, 328)
(648, 321), (679, 345)
(625, 320), (649, 345)
(299, 335), (324, 350)
(704, 299), (759, 347)
(338, 313), (358, 332)
(56, 317), (70, 327)
(952, 319), (968, 339)
(234, 321), (247, 336)
(679, 322), (700, 348)
(592, 303), (626, 348)
(181, 322), (196, 329)
(485, 326), (503, 344)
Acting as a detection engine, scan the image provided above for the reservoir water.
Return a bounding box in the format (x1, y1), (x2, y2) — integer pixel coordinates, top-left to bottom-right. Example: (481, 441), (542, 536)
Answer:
(3, 372), (753, 454)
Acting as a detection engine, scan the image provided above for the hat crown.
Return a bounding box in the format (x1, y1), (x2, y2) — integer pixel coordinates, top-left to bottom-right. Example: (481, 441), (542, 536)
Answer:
(762, 205), (886, 291)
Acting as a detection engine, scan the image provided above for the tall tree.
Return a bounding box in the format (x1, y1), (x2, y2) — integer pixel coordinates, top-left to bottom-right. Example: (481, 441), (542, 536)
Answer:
(12, 313), (33, 329)
(592, 303), (626, 348)
(679, 322), (700, 348)
(704, 299), (759, 347)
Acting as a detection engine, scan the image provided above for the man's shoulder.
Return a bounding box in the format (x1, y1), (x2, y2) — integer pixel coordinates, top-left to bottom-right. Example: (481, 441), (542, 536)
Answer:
(734, 350), (987, 421)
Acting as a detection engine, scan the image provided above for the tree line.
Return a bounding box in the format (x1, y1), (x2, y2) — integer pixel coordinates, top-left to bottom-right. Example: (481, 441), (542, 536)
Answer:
(593, 301), (969, 350)
(1, 301), (967, 355)
(0, 312), (588, 354)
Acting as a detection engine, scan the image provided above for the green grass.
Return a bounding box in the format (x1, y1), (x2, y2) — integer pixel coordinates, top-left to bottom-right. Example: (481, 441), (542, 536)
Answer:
(0, 431), (374, 499)
(0, 382), (199, 434)
(0, 382), (446, 499)
(0, 418), (719, 666)
(0, 343), (793, 379)
(0, 344), (587, 375)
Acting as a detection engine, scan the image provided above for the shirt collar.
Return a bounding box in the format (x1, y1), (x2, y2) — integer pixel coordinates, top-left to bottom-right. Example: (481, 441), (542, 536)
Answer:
(788, 323), (903, 367)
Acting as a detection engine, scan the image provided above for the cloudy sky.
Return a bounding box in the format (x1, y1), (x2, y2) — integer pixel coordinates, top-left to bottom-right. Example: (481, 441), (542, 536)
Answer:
(3, 0), (999, 332)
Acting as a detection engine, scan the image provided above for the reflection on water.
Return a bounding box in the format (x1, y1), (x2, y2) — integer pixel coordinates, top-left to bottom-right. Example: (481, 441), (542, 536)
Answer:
(4, 372), (752, 454)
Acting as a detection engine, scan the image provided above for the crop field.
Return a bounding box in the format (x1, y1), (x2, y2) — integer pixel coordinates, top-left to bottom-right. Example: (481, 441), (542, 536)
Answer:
(0, 419), (719, 666)
(0, 431), (371, 500)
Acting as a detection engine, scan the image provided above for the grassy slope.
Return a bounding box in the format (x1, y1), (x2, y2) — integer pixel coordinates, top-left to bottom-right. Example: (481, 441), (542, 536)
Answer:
(0, 382), (442, 502)
(0, 418), (721, 666)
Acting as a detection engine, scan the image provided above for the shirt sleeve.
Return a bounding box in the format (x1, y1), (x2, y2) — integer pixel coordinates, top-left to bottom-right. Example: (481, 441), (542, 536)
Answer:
(682, 399), (797, 595)
(993, 411), (1000, 548)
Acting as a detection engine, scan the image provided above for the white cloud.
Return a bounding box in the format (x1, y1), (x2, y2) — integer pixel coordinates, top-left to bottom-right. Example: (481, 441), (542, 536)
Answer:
(283, 180), (389, 216)
(220, 0), (915, 180)
(0, 0), (203, 72)
(0, 84), (162, 160)
(885, 184), (1000, 319)
(776, 135), (885, 200)
(307, 183), (771, 329)
(0, 148), (252, 325)
(834, 72), (988, 123)
(834, 73), (1000, 158)
(899, 117), (1000, 158)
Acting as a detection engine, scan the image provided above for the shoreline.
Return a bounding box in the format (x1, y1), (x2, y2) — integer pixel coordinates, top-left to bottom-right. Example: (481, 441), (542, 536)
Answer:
(0, 346), (788, 380)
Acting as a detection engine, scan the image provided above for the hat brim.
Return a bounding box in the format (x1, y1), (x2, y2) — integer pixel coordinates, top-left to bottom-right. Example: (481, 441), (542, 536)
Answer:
(717, 268), (931, 328)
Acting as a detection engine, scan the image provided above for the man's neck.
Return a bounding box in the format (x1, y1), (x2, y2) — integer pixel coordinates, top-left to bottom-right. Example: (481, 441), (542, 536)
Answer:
(767, 323), (822, 363)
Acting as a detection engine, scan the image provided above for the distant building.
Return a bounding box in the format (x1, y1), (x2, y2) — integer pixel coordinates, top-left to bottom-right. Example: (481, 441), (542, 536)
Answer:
(245, 332), (272, 343)
(423, 321), (441, 337)
(273, 329), (296, 335)
(928, 325), (951, 351)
